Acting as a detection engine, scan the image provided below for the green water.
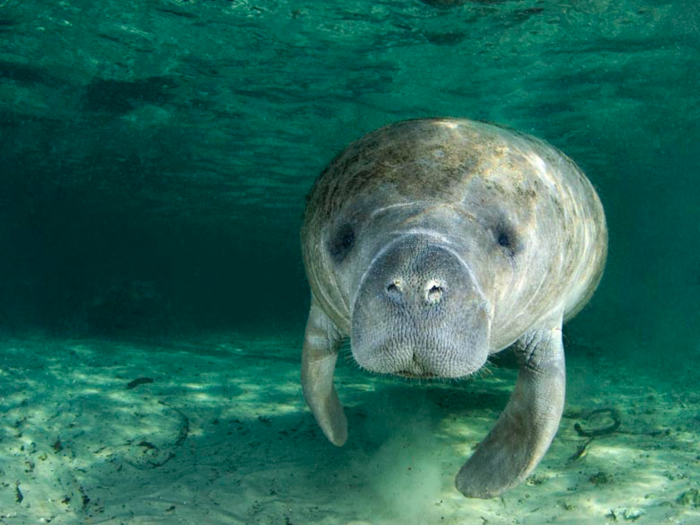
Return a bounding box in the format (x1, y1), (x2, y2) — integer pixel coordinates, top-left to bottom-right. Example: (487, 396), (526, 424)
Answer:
(0, 1), (699, 523)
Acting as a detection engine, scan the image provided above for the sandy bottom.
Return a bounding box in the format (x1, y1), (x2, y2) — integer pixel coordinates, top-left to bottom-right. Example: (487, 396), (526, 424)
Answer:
(1, 332), (699, 524)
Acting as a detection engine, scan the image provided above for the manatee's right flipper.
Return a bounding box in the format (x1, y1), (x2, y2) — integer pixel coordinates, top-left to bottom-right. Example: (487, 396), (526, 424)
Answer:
(301, 295), (347, 446)
(455, 312), (566, 498)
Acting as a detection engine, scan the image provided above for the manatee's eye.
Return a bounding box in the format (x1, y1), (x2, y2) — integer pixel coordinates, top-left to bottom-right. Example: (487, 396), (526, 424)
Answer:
(495, 222), (520, 256)
(341, 231), (355, 248)
(329, 224), (355, 262)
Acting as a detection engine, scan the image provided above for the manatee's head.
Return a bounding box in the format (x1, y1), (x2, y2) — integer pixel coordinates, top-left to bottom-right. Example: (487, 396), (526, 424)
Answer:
(303, 119), (536, 379)
(308, 194), (514, 380)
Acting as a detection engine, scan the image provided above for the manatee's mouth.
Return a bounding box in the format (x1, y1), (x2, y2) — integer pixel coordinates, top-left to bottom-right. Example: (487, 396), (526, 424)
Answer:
(394, 356), (438, 379)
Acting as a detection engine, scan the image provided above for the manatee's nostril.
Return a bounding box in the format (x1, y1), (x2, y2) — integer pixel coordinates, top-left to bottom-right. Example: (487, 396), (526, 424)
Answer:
(425, 281), (444, 304)
(386, 279), (403, 296)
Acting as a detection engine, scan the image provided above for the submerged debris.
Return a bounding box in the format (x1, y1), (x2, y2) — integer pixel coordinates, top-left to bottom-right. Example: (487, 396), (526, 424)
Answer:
(570, 408), (622, 462)
(159, 401), (190, 446)
(623, 508), (644, 521)
(606, 507), (644, 522)
(574, 408), (622, 438)
(126, 377), (154, 389)
(589, 471), (613, 486)
(79, 485), (90, 509)
(677, 488), (700, 507)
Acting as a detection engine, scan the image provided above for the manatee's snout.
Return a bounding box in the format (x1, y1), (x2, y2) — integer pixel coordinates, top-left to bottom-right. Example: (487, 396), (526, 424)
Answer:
(351, 237), (492, 379)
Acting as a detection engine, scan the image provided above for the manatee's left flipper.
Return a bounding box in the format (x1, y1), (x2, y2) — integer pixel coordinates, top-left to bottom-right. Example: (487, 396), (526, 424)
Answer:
(301, 295), (347, 446)
(456, 312), (566, 498)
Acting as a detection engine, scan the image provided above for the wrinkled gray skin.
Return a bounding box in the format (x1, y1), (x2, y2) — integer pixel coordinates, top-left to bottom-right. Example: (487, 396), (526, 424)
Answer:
(301, 118), (607, 498)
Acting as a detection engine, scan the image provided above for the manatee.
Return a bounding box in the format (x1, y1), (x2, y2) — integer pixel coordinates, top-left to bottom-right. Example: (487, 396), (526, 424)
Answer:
(300, 118), (607, 498)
